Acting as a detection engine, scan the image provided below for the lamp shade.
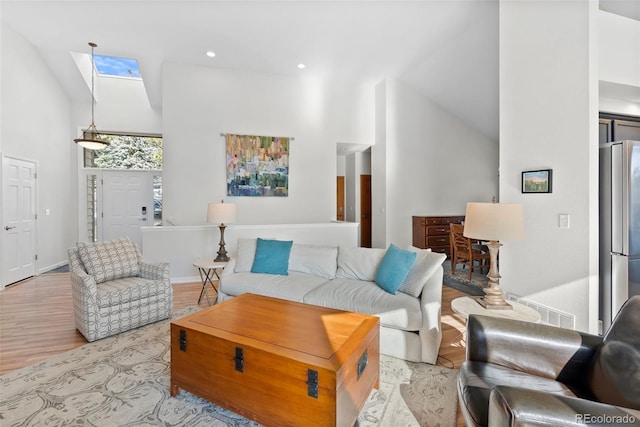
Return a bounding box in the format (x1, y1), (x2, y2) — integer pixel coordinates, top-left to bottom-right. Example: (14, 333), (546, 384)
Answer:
(207, 202), (237, 225)
(463, 202), (525, 242)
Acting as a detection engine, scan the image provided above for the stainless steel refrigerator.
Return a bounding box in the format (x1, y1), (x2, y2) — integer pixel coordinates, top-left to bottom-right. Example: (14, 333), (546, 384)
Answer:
(599, 140), (640, 331)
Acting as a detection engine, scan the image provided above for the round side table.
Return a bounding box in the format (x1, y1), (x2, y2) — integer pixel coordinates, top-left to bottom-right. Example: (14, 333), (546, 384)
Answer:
(451, 296), (542, 323)
(193, 258), (228, 305)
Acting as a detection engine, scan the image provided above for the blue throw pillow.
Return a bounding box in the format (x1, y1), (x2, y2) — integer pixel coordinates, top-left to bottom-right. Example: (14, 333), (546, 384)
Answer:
(375, 244), (417, 294)
(251, 238), (293, 275)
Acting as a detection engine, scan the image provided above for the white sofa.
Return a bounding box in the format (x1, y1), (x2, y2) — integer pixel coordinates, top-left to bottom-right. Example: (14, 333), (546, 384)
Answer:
(219, 239), (447, 364)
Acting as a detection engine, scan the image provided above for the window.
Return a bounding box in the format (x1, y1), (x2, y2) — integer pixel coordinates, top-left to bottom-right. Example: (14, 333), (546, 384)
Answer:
(84, 134), (162, 170)
(93, 55), (141, 79)
(86, 174), (98, 242)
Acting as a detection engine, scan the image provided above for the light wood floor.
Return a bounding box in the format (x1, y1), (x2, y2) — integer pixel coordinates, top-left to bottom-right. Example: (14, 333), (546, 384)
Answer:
(0, 273), (468, 425)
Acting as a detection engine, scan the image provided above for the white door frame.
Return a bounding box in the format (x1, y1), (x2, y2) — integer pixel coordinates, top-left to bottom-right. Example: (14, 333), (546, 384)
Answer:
(1, 154), (38, 287)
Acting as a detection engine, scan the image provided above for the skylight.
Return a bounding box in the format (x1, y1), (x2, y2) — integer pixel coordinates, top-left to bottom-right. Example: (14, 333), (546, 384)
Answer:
(93, 54), (141, 79)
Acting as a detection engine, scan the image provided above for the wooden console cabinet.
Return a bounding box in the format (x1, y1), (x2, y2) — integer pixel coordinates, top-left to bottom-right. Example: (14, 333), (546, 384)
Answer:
(412, 215), (465, 258)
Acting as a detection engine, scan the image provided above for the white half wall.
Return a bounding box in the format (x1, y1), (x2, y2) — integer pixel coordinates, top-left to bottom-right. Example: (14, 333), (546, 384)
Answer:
(499, 0), (599, 333)
(161, 63), (374, 226)
(141, 222), (359, 282)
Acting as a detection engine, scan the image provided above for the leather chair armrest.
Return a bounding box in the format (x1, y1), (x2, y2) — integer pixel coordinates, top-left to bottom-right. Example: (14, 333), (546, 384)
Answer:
(467, 315), (602, 386)
(489, 386), (640, 426)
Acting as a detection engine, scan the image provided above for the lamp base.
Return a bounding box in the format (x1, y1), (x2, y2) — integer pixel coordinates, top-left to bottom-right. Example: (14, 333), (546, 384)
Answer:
(214, 253), (230, 263)
(214, 224), (229, 263)
(474, 240), (513, 310)
(472, 296), (512, 310)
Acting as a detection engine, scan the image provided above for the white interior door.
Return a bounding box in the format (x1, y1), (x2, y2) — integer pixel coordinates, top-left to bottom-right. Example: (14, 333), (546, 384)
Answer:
(102, 171), (154, 248)
(2, 156), (37, 286)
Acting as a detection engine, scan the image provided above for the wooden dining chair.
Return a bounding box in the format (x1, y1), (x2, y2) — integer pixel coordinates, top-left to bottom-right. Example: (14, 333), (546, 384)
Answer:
(449, 223), (491, 280)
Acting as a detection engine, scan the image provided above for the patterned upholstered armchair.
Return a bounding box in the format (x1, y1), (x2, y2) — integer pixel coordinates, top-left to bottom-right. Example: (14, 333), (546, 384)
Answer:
(68, 238), (173, 342)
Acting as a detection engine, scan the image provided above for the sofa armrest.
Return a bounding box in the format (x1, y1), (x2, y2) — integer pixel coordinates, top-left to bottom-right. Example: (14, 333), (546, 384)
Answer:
(221, 258), (237, 278)
(139, 260), (170, 281)
(467, 314), (602, 386)
(418, 266), (443, 364)
(420, 265), (443, 329)
(489, 386), (640, 426)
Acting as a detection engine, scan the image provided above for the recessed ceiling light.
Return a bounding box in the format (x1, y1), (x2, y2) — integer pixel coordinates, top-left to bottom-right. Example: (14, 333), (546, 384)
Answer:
(297, 63), (306, 69)
(206, 51), (216, 58)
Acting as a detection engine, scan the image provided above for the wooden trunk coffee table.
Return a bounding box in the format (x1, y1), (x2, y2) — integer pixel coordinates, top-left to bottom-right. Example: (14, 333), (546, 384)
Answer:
(170, 293), (380, 427)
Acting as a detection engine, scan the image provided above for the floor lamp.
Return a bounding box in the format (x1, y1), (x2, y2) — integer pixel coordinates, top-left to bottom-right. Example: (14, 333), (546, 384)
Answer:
(463, 202), (525, 310)
(207, 201), (237, 262)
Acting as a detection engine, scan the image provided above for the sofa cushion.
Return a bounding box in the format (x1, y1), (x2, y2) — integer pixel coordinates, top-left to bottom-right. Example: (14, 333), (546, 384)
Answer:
(336, 247), (386, 281)
(399, 247), (447, 297)
(251, 238), (293, 275)
(289, 244), (338, 279)
(96, 276), (167, 308)
(235, 238), (258, 272)
(303, 278), (423, 330)
(220, 271), (330, 302)
(77, 238), (140, 284)
(375, 244), (417, 294)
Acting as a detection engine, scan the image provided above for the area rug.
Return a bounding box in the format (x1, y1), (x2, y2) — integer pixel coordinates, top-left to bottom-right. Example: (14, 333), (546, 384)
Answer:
(0, 308), (458, 427)
(442, 260), (486, 296)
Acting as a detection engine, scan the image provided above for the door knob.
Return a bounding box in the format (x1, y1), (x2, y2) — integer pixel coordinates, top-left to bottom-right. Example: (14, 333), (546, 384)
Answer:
(4, 226), (16, 230)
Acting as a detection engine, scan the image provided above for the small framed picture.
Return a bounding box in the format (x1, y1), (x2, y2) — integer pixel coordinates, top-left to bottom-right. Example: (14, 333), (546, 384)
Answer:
(522, 169), (552, 193)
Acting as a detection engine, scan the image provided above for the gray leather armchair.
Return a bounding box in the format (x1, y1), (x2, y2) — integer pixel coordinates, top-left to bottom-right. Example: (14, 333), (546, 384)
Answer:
(457, 296), (640, 426)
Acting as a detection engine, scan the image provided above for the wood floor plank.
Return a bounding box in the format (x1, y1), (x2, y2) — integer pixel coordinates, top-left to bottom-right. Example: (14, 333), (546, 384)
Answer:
(0, 273), (468, 426)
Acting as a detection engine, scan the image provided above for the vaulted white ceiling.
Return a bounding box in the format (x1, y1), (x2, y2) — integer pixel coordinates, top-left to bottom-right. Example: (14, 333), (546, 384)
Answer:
(2, 1), (498, 140)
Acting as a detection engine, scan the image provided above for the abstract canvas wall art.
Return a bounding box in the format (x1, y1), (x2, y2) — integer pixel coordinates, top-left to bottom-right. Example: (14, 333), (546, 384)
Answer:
(226, 134), (290, 197)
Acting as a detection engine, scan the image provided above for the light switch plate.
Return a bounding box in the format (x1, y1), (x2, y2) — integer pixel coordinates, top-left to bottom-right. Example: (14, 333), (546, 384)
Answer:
(559, 213), (570, 229)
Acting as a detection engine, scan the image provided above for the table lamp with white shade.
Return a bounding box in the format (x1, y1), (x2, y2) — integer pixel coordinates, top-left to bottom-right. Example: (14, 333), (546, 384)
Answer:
(463, 202), (525, 310)
(207, 200), (237, 262)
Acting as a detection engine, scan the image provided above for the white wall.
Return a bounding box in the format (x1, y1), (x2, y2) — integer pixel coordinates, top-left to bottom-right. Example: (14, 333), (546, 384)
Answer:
(598, 11), (640, 116)
(71, 77), (163, 138)
(500, 0), (599, 333)
(337, 155), (346, 176)
(162, 63), (374, 226)
(0, 25), (76, 276)
(373, 79), (499, 249)
(372, 82), (387, 248)
(599, 11), (640, 88)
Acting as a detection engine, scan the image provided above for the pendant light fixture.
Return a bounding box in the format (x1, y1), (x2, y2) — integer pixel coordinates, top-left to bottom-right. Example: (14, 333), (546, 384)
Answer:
(74, 42), (109, 150)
